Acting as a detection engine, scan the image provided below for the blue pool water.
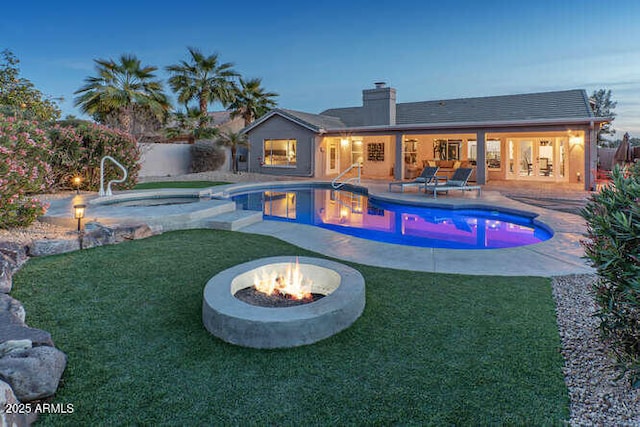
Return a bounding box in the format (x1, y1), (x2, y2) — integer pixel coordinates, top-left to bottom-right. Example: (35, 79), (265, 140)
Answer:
(230, 187), (553, 250)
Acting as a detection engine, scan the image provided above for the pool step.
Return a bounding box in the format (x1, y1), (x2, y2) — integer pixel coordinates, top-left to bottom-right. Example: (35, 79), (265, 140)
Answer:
(206, 210), (263, 231)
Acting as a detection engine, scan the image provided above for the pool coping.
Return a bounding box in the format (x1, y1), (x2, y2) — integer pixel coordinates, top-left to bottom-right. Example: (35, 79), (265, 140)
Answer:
(41, 181), (593, 277)
(216, 180), (592, 277)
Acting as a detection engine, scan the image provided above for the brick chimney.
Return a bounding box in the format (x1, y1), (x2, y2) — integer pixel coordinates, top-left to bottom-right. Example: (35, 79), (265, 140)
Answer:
(362, 82), (396, 126)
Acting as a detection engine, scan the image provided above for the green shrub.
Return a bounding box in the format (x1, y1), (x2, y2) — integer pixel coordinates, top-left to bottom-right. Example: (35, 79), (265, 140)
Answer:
(0, 114), (52, 228)
(582, 163), (640, 387)
(48, 122), (140, 191)
(191, 140), (225, 173)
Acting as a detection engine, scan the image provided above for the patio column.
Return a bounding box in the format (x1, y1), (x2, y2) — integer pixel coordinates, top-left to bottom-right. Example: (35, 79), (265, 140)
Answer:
(395, 133), (403, 180)
(476, 131), (486, 185)
(586, 123), (597, 191)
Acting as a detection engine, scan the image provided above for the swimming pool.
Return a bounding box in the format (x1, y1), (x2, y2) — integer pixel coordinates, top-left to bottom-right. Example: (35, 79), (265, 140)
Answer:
(230, 186), (553, 250)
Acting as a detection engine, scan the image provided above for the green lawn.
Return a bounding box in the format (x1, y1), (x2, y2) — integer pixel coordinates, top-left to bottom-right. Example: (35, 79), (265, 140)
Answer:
(12, 230), (569, 425)
(134, 181), (229, 190)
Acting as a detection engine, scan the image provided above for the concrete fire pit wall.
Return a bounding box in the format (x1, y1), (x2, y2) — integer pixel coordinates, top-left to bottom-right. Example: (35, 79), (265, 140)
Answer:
(202, 256), (366, 349)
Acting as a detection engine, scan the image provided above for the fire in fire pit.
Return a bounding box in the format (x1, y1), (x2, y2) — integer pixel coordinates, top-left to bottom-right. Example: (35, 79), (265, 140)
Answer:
(234, 258), (325, 307)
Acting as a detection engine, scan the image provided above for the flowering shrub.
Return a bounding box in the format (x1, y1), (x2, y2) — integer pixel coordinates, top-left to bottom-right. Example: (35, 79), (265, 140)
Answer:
(49, 121), (140, 191)
(0, 114), (52, 228)
(582, 163), (640, 387)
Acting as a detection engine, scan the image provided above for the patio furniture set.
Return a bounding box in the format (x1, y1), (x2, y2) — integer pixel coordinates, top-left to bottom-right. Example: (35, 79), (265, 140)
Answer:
(388, 167), (481, 198)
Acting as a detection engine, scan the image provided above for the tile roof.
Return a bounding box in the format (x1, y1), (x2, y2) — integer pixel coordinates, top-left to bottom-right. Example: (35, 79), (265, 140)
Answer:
(321, 89), (594, 127)
(277, 109), (346, 130)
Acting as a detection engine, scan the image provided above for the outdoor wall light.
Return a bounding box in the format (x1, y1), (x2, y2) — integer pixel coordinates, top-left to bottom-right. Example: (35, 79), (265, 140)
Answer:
(73, 204), (86, 232)
(73, 176), (82, 194)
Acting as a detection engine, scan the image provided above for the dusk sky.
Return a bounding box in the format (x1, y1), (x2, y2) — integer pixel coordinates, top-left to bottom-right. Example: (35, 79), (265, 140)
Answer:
(3, 0), (640, 136)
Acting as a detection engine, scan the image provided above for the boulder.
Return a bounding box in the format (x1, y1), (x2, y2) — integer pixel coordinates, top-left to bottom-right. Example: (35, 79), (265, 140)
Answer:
(0, 242), (29, 271)
(0, 346), (67, 401)
(0, 256), (12, 294)
(113, 223), (155, 242)
(0, 339), (32, 357)
(82, 222), (116, 249)
(0, 379), (35, 426)
(0, 312), (53, 347)
(0, 294), (26, 322)
(27, 239), (80, 257)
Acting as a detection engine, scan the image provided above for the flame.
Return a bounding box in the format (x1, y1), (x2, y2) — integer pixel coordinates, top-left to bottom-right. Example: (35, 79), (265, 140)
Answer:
(253, 258), (313, 300)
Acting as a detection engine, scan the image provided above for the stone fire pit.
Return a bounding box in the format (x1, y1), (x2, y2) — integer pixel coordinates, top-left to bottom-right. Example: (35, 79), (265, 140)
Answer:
(202, 256), (365, 349)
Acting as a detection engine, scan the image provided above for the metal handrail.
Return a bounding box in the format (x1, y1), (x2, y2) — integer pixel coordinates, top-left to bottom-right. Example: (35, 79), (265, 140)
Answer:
(99, 156), (128, 197)
(331, 163), (361, 189)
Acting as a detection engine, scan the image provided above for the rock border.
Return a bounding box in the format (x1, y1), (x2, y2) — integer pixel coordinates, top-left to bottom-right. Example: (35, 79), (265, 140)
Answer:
(0, 222), (159, 425)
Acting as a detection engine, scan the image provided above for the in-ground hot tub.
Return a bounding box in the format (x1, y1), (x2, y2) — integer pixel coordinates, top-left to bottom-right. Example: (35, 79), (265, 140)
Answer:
(202, 256), (366, 349)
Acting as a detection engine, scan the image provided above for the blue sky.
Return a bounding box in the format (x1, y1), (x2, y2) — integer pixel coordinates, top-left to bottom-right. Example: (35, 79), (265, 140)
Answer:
(3, 0), (640, 136)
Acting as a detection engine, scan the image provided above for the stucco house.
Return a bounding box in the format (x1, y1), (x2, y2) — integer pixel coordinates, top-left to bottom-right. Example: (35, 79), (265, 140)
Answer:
(242, 83), (609, 190)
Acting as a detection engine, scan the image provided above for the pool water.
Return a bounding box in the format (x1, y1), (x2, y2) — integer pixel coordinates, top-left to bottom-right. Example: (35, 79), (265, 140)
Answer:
(231, 187), (552, 250)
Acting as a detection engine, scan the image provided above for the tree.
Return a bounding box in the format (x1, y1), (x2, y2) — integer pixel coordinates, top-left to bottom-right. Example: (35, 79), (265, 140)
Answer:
(0, 49), (61, 121)
(591, 89), (617, 145)
(217, 131), (248, 173)
(166, 47), (238, 119)
(165, 107), (219, 143)
(74, 54), (170, 136)
(228, 77), (278, 126)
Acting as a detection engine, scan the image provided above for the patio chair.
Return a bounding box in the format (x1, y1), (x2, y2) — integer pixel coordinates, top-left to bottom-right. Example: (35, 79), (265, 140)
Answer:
(425, 167), (481, 199)
(388, 166), (439, 192)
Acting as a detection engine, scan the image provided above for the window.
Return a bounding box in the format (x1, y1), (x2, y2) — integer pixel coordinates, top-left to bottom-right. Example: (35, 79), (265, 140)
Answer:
(263, 139), (296, 167)
(467, 140), (477, 164)
(434, 139), (461, 160)
(486, 139), (501, 169)
(403, 139), (418, 164)
(352, 140), (363, 165)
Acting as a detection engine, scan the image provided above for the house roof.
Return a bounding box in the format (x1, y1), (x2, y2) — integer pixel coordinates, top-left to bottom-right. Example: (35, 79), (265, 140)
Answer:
(242, 108), (346, 134)
(244, 89), (604, 135)
(321, 89), (595, 127)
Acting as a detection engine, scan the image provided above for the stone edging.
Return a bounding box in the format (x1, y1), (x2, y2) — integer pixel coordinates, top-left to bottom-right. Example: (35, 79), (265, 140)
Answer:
(0, 222), (158, 425)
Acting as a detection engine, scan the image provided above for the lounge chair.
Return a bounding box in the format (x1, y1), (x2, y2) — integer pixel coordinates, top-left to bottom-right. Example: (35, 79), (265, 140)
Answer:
(425, 167), (481, 199)
(388, 166), (439, 192)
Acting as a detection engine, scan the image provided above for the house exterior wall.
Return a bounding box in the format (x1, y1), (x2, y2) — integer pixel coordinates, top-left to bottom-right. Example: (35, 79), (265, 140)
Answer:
(246, 115), (317, 177)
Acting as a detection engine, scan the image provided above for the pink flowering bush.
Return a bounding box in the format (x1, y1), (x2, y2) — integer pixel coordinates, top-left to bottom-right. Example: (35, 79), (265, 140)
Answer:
(0, 114), (52, 228)
(49, 121), (140, 191)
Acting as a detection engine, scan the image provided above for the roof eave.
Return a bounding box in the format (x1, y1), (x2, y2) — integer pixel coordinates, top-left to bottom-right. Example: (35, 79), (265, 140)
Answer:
(323, 117), (610, 133)
(241, 109), (322, 134)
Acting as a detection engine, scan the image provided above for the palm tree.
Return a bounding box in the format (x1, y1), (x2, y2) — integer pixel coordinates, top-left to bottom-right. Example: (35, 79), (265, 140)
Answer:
(166, 47), (238, 117)
(74, 54), (170, 135)
(217, 131), (248, 173)
(165, 107), (219, 143)
(228, 77), (278, 126)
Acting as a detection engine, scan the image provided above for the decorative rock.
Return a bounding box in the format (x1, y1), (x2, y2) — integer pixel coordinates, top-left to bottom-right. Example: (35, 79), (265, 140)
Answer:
(27, 239), (80, 257)
(0, 339), (32, 357)
(113, 223), (154, 242)
(0, 294), (26, 322)
(0, 312), (53, 347)
(81, 222), (116, 249)
(0, 242), (29, 272)
(0, 379), (35, 427)
(0, 256), (12, 293)
(0, 346), (67, 401)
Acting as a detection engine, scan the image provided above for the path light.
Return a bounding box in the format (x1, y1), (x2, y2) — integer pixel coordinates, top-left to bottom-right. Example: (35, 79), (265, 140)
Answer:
(73, 204), (86, 232)
(73, 176), (82, 194)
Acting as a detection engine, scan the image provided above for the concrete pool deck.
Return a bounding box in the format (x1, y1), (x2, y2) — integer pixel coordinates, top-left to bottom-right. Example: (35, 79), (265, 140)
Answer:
(41, 181), (593, 277)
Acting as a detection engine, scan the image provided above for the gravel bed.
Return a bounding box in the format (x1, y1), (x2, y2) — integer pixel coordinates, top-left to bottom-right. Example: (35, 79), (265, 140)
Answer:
(552, 274), (640, 425)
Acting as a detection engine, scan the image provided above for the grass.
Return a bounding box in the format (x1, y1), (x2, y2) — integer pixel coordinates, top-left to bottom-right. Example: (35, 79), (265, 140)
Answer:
(133, 181), (229, 190)
(12, 230), (569, 425)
